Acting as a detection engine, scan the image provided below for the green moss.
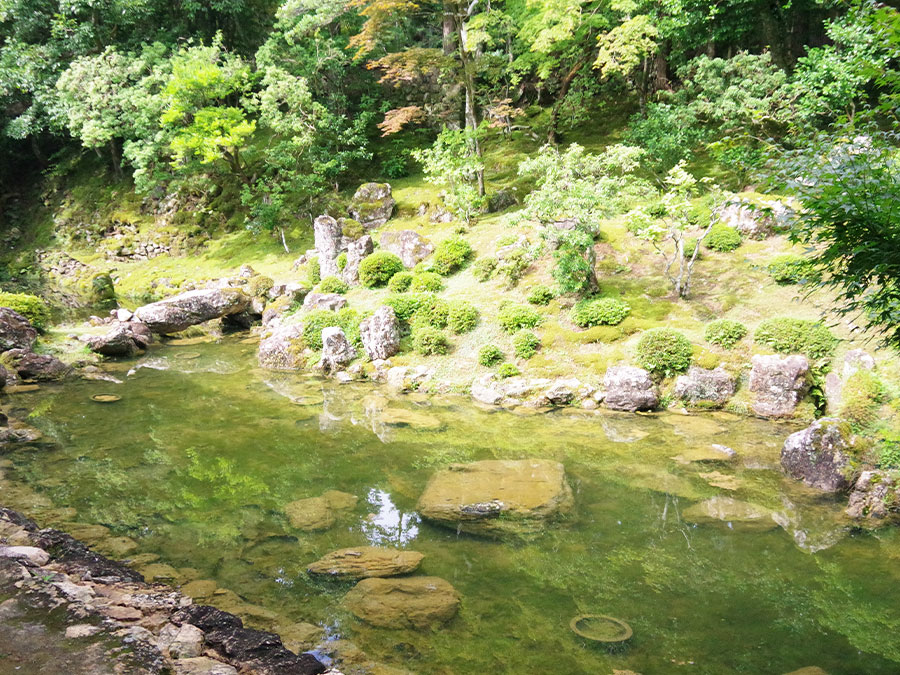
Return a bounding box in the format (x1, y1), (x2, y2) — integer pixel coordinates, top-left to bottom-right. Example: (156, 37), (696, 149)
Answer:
(840, 371), (888, 430)
(302, 308), (362, 350)
(247, 275), (274, 297)
(497, 363), (520, 378)
(0, 292), (51, 330)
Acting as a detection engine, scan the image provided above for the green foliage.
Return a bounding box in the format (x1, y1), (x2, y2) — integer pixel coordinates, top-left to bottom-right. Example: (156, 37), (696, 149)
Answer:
(336, 252), (347, 271)
(412, 325), (449, 355)
(302, 308), (361, 350)
(246, 275), (274, 297)
(431, 236), (473, 276)
(384, 293), (448, 329)
(513, 330), (541, 359)
(626, 103), (706, 172)
(412, 127), (486, 225)
(307, 257), (321, 286)
(767, 254), (818, 285)
(704, 224), (742, 252)
(472, 257), (497, 282)
(497, 363), (521, 379)
(683, 238), (700, 259)
(358, 251), (404, 288)
(754, 318), (838, 360)
(497, 248), (532, 288)
(448, 301), (479, 334)
(840, 371), (887, 429)
(388, 271), (413, 293)
(705, 319), (748, 349)
(409, 271), (445, 293)
(478, 344), (504, 367)
(316, 276), (348, 294)
(635, 328), (693, 376)
(341, 219), (364, 240)
(527, 285), (555, 306)
(498, 303), (544, 333)
(0, 292), (51, 330)
(383, 293), (422, 323)
(570, 297), (631, 327)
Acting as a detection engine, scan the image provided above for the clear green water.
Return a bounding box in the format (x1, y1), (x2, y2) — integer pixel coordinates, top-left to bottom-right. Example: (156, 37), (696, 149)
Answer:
(4, 337), (900, 674)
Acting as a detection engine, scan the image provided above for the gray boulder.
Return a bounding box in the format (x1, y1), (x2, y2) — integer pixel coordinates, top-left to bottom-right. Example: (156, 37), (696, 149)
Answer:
(87, 321), (153, 357)
(341, 235), (374, 286)
(674, 366), (736, 407)
(258, 322), (305, 371)
(603, 366), (659, 412)
(380, 230), (434, 268)
(781, 418), (855, 492)
(313, 215), (343, 278)
(3, 349), (70, 381)
(348, 182), (395, 229)
(133, 288), (250, 334)
(317, 327), (357, 373)
(302, 292), (347, 312)
(0, 307), (38, 353)
(749, 354), (810, 418)
(846, 470), (900, 522)
(360, 306), (400, 361)
(717, 198), (792, 240)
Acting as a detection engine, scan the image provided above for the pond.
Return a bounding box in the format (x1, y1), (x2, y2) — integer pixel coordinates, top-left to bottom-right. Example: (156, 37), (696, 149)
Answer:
(3, 336), (900, 674)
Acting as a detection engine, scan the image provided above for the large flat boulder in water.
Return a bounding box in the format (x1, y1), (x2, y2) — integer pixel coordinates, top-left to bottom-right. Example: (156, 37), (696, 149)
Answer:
(343, 576), (460, 629)
(683, 496), (779, 531)
(284, 490), (358, 531)
(134, 289), (250, 334)
(416, 459), (573, 536)
(307, 547), (424, 578)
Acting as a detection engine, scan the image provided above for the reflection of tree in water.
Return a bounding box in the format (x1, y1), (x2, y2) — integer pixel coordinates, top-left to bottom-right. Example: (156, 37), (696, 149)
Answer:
(361, 488), (420, 546)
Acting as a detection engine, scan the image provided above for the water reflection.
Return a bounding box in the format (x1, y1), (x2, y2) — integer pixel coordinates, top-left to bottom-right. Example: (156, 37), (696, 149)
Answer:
(360, 488), (419, 546)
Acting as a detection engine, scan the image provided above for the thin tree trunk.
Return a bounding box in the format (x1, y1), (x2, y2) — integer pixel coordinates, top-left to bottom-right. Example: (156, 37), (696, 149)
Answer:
(548, 59), (586, 145)
(454, 7), (485, 196)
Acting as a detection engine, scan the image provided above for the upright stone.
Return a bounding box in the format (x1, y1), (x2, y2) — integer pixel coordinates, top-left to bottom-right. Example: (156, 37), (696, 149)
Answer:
(342, 235), (374, 286)
(314, 215), (343, 278)
(348, 183), (395, 229)
(318, 327), (357, 373)
(749, 354), (810, 418)
(359, 306), (400, 361)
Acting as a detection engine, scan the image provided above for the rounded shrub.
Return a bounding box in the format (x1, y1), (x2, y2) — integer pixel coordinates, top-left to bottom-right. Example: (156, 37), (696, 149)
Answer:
(247, 275), (274, 297)
(413, 326), (450, 355)
(767, 254), (817, 285)
(478, 344), (504, 367)
(705, 319), (748, 349)
(497, 303), (543, 333)
(336, 252), (347, 272)
(409, 271), (445, 293)
(472, 257), (497, 282)
(316, 276), (348, 294)
(431, 236), (473, 275)
(513, 330), (541, 359)
(388, 271), (413, 293)
(497, 363), (521, 379)
(302, 308), (361, 350)
(704, 224), (742, 252)
(448, 301), (479, 334)
(527, 285), (555, 306)
(0, 292), (51, 330)
(754, 317), (837, 360)
(359, 251), (404, 288)
(635, 328), (693, 376)
(413, 293), (449, 328)
(383, 293), (423, 323)
(570, 297), (631, 328)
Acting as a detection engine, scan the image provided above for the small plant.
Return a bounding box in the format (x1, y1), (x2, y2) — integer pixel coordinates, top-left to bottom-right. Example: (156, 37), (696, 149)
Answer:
(498, 303), (543, 333)
(497, 362), (521, 378)
(705, 319), (748, 349)
(527, 285), (555, 306)
(496, 248), (530, 286)
(472, 257), (497, 282)
(413, 293), (450, 328)
(635, 328), (693, 376)
(478, 344), (504, 366)
(336, 252), (348, 271)
(413, 325), (450, 355)
(704, 224), (742, 252)
(431, 236), (473, 275)
(0, 292), (51, 330)
(570, 297), (631, 327)
(316, 276), (348, 294)
(755, 317), (838, 360)
(307, 257), (321, 286)
(302, 308), (362, 350)
(767, 254), (818, 285)
(359, 251), (404, 288)
(388, 271), (413, 292)
(448, 301), (479, 334)
(513, 330), (541, 359)
(409, 271), (445, 293)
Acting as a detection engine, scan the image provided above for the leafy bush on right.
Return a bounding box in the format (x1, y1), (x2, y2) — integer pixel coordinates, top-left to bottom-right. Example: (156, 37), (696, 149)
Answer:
(571, 297), (631, 327)
(705, 319), (748, 349)
(754, 317), (837, 360)
(635, 328), (693, 376)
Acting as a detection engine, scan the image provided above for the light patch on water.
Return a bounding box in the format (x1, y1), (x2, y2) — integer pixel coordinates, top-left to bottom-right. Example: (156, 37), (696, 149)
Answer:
(360, 488), (420, 546)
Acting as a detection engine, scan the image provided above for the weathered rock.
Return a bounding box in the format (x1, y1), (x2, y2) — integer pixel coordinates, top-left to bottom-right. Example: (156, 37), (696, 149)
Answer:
(267, 282), (308, 304)
(3, 349), (70, 381)
(683, 496), (778, 531)
(167, 623), (205, 659)
(302, 292), (347, 312)
(487, 188), (518, 213)
(65, 624), (103, 639)
(384, 365), (433, 392)
(749, 354), (810, 418)
(87, 321), (153, 357)
(134, 289), (250, 334)
(284, 490), (358, 531)
(343, 577), (460, 629)
(0, 307), (37, 352)
(342, 235), (374, 286)
(0, 545), (50, 565)
(825, 348), (877, 412)
(317, 327), (357, 374)
(0, 363), (7, 389)
(308, 547), (424, 578)
(416, 459), (574, 536)
(349, 183), (395, 229)
(172, 657), (239, 675)
(674, 366), (736, 406)
(360, 306), (401, 361)
(470, 374), (555, 407)
(380, 230), (434, 268)
(846, 470), (900, 522)
(717, 199), (792, 239)
(257, 322), (305, 371)
(314, 215), (343, 278)
(603, 366), (659, 412)
(781, 418), (855, 492)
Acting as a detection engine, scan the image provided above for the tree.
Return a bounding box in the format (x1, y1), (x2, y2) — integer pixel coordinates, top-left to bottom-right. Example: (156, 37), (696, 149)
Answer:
(412, 126), (486, 225)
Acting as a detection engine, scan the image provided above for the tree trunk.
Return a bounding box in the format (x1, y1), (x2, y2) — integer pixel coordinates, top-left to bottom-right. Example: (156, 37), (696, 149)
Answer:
(548, 59), (585, 145)
(454, 6), (485, 196)
(442, 1), (455, 56)
(109, 140), (122, 179)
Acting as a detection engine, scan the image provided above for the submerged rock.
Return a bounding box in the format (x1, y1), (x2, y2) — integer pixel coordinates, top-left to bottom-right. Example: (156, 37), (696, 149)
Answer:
(845, 470), (900, 523)
(284, 490), (358, 531)
(3, 349), (70, 381)
(378, 408), (442, 430)
(781, 418), (855, 492)
(87, 321), (153, 357)
(0, 307), (37, 353)
(134, 289), (250, 334)
(603, 366), (659, 412)
(360, 306), (401, 361)
(749, 354), (810, 418)
(343, 577), (460, 629)
(307, 547), (424, 578)
(673, 366), (736, 407)
(416, 459), (574, 536)
(379, 230), (434, 268)
(683, 496), (778, 531)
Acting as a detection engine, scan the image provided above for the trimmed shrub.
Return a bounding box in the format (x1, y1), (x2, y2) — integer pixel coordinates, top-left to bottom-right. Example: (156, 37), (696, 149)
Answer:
(384, 293), (424, 323)
(478, 344), (504, 366)
(413, 293), (450, 329)
(409, 271), (445, 293)
(472, 257), (497, 282)
(513, 330), (541, 359)
(0, 292), (51, 330)
(247, 275), (274, 297)
(767, 254), (817, 285)
(705, 319), (748, 349)
(359, 251), (404, 288)
(448, 301), (479, 334)
(571, 297), (631, 327)
(527, 285), (555, 306)
(498, 303), (543, 333)
(431, 236), (473, 275)
(754, 317), (837, 360)
(413, 326), (450, 355)
(307, 257), (321, 286)
(497, 363), (520, 379)
(704, 224), (742, 252)
(302, 308), (362, 350)
(336, 252), (347, 272)
(316, 276), (348, 294)
(388, 271), (413, 293)
(635, 328), (693, 376)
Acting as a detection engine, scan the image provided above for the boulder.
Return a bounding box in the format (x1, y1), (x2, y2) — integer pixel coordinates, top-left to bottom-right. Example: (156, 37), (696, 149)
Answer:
(717, 199), (792, 239)
(0, 545), (50, 566)
(267, 282), (309, 304)
(749, 354), (810, 418)
(342, 235), (374, 286)
(284, 490), (358, 531)
(133, 289), (250, 334)
(343, 577), (460, 629)
(314, 215), (343, 278)
(0, 364), (6, 389)
(487, 188), (518, 213)
(781, 418), (855, 492)
(317, 327), (357, 374)
(674, 366), (736, 406)
(302, 292), (347, 312)
(257, 322), (305, 371)
(416, 459), (574, 536)
(172, 657), (238, 675)
(307, 547), (424, 578)
(0, 308), (38, 353)
(683, 496), (779, 531)
(603, 366), (659, 412)
(384, 365), (433, 392)
(360, 306), (401, 361)
(86, 321), (153, 357)
(3, 349), (70, 381)
(846, 470), (900, 522)
(348, 183), (395, 229)
(470, 374), (555, 408)
(379, 230), (434, 269)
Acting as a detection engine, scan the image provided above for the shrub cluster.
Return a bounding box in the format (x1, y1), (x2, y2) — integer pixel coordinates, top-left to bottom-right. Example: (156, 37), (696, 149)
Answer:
(635, 328), (693, 376)
(497, 363), (521, 379)
(409, 271), (445, 293)
(413, 325), (450, 355)
(472, 257), (497, 282)
(431, 236), (473, 275)
(359, 251), (404, 288)
(448, 301), (479, 334)
(302, 308), (362, 350)
(478, 344), (504, 366)
(0, 292), (51, 330)
(527, 285), (555, 306)
(497, 303), (543, 333)
(388, 271), (413, 292)
(704, 224), (742, 252)
(513, 330), (541, 359)
(704, 319), (747, 349)
(570, 297), (631, 327)
(316, 276), (348, 294)
(383, 293), (449, 328)
(767, 254), (817, 285)
(754, 317), (837, 360)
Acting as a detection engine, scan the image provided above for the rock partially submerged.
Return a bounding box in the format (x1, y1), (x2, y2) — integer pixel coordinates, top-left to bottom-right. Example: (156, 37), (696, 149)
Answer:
(749, 354), (810, 418)
(307, 547), (424, 578)
(257, 322), (305, 371)
(3, 349), (71, 381)
(343, 577), (460, 629)
(416, 459), (574, 536)
(603, 366), (659, 412)
(683, 496), (779, 531)
(134, 289), (250, 334)
(87, 321), (153, 357)
(284, 490), (358, 531)
(846, 470), (900, 523)
(781, 418), (855, 492)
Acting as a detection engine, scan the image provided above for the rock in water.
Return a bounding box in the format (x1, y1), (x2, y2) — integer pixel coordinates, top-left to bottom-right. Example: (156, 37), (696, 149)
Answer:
(133, 289), (250, 334)
(683, 496), (779, 531)
(87, 321), (153, 357)
(317, 327), (357, 373)
(284, 490), (358, 531)
(257, 322), (305, 371)
(349, 183), (395, 229)
(416, 459), (574, 536)
(379, 230), (434, 268)
(673, 366), (736, 407)
(0, 307), (37, 352)
(603, 366), (659, 412)
(749, 354), (810, 418)
(342, 235), (374, 286)
(360, 306), (400, 361)
(3, 350), (70, 381)
(314, 215), (343, 278)
(846, 470), (900, 523)
(307, 547), (424, 578)
(781, 418), (855, 492)
(343, 577), (460, 629)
